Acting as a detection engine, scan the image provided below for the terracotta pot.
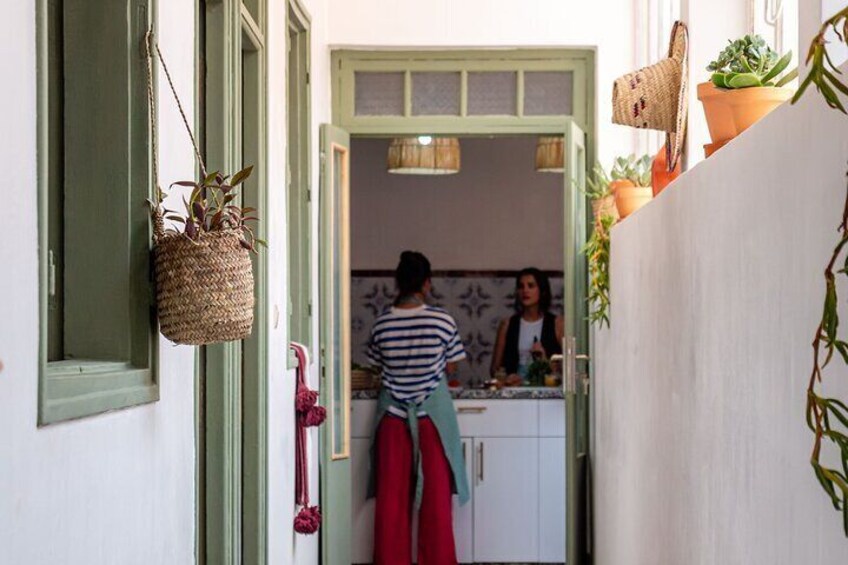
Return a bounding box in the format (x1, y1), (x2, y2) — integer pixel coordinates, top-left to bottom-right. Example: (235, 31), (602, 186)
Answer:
(697, 82), (735, 144)
(703, 139), (729, 158)
(651, 144), (681, 197)
(723, 86), (793, 134)
(591, 195), (619, 223)
(615, 185), (652, 219)
(698, 82), (794, 146)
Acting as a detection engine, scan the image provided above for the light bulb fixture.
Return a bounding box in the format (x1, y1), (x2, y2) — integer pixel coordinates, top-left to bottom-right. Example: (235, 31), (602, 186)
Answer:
(387, 137), (461, 175)
(535, 136), (564, 173)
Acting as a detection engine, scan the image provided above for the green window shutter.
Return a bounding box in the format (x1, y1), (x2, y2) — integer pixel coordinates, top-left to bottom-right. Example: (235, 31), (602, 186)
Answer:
(38, 0), (158, 425)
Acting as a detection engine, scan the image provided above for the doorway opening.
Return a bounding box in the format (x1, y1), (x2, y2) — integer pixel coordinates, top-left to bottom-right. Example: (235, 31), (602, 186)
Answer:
(321, 48), (594, 565)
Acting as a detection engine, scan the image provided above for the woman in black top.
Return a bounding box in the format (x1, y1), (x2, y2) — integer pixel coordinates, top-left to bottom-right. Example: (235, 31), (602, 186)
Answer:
(490, 268), (564, 379)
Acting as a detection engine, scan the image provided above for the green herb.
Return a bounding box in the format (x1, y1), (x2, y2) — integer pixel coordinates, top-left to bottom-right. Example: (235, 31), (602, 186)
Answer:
(582, 213), (615, 327)
(792, 5), (848, 536)
(708, 34), (796, 89)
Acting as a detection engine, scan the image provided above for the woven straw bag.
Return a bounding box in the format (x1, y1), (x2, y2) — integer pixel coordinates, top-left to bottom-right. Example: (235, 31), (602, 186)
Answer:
(145, 31), (255, 345)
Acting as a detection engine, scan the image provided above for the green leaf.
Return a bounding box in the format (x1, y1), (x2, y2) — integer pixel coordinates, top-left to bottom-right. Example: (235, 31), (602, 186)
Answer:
(231, 165), (255, 187)
(775, 67), (799, 87)
(824, 68), (848, 97)
(762, 50), (792, 83)
(711, 72), (730, 88)
(727, 73), (763, 88)
(204, 171), (219, 186)
(824, 278), (839, 341)
(814, 462), (843, 509)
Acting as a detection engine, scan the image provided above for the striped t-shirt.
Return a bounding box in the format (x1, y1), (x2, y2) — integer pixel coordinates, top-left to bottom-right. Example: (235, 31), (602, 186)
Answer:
(367, 305), (466, 417)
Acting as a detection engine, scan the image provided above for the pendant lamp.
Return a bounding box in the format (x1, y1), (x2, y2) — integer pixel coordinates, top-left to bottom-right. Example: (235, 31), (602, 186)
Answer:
(535, 136), (564, 173)
(387, 136), (461, 175)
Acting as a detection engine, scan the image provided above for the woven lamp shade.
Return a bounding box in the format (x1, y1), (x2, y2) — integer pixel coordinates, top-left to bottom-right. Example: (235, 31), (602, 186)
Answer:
(387, 137), (461, 175)
(535, 136), (564, 173)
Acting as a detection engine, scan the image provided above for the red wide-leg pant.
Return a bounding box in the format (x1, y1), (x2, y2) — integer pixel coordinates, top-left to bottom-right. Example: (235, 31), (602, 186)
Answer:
(373, 415), (457, 565)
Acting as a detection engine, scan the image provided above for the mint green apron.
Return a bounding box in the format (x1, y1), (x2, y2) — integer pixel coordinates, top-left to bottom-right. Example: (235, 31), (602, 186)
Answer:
(367, 380), (470, 509)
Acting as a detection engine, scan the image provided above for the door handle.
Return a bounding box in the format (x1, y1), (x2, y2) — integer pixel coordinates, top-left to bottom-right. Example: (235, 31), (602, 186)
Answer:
(477, 442), (484, 484)
(457, 406), (487, 414)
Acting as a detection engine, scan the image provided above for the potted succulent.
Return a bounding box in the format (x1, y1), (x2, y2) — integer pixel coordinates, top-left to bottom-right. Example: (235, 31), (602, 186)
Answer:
(612, 154), (653, 219)
(584, 162), (620, 224)
(698, 35), (796, 156)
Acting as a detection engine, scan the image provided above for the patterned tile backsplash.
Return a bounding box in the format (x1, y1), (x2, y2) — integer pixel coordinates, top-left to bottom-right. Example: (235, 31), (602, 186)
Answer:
(351, 272), (564, 385)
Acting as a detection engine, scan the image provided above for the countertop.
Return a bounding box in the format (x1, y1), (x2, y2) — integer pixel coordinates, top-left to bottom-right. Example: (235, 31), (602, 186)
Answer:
(352, 386), (564, 400)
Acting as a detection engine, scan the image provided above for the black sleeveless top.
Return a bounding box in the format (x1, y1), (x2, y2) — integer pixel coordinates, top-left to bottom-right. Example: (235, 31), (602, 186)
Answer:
(502, 312), (561, 374)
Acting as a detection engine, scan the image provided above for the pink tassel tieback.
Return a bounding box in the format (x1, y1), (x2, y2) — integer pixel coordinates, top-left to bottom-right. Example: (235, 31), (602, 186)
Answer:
(296, 388), (319, 413)
(291, 342), (326, 536)
(293, 505), (322, 534)
(302, 405), (326, 427)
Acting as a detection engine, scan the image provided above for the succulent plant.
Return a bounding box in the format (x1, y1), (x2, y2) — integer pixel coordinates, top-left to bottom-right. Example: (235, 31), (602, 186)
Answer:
(157, 165), (266, 252)
(611, 154), (652, 188)
(584, 162), (613, 200)
(708, 34), (797, 89)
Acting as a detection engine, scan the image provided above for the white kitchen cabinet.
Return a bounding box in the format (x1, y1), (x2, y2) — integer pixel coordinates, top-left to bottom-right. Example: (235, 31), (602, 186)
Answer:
(472, 437), (540, 563)
(454, 438), (474, 563)
(350, 398), (565, 564)
(539, 437), (566, 562)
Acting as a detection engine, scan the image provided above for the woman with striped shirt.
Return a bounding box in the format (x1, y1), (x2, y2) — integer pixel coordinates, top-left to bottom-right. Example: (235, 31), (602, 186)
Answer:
(366, 251), (469, 565)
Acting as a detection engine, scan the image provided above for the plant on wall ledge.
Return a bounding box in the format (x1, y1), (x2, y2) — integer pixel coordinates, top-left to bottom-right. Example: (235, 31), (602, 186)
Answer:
(698, 35), (796, 159)
(793, 5), (848, 536)
(583, 213), (615, 328)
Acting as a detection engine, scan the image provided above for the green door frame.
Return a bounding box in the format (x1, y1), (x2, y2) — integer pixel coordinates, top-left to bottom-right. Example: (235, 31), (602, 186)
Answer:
(200, 1), (268, 564)
(325, 48), (596, 565)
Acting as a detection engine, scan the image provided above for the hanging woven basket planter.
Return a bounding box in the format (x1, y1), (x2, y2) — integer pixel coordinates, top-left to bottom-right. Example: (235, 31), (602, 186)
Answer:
(145, 30), (259, 346)
(154, 230), (255, 345)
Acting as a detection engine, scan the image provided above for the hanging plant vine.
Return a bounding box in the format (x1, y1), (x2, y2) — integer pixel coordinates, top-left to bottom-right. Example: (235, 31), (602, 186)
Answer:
(583, 213), (615, 328)
(792, 5), (848, 535)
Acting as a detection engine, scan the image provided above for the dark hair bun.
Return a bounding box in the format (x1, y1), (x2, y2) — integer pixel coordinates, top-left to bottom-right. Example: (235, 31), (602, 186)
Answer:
(395, 251), (432, 297)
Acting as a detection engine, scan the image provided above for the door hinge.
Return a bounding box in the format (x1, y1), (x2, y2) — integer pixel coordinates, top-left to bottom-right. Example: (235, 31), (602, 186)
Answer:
(307, 188), (312, 203)
(308, 301), (313, 317)
(306, 71), (310, 85)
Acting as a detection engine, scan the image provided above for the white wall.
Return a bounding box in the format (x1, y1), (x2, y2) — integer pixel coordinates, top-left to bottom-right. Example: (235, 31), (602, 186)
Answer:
(350, 137), (563, 270)
(594, 67), (848, 563)
(681, 0), (749, 168)
(0, 2), (196, 564)
(326, 0), (639, 170)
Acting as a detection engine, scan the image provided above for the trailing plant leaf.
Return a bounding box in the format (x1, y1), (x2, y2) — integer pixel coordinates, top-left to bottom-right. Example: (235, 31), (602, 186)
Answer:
(793, 5), (848, 537)
(793, 8), (848, 113)
(582, 213), (615, 327)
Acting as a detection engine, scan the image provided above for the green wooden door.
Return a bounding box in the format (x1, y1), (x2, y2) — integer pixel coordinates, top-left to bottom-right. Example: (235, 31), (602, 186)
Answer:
(562, 121), (591, 565)
(319, 123), (352, 565)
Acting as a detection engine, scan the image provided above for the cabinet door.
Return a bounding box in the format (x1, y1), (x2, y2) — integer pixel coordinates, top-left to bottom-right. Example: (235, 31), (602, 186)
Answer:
(454, 438), (474, 563)
(473, 437), (539, 563)
(350, 438), (374, 564)
(539, 437), (566, 562)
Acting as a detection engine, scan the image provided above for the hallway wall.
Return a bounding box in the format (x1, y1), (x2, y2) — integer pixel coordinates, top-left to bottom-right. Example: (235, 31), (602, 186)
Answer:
(0, 2), (196, 563)
(594, 67), (848, 562)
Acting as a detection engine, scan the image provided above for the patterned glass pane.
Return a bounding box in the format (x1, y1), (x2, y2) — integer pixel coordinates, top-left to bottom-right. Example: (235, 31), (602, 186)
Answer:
(524, 71), (574, 115)
(412, 72), (461, 115)
(355, 72), (405, 116)
(467, 72), (517, 115)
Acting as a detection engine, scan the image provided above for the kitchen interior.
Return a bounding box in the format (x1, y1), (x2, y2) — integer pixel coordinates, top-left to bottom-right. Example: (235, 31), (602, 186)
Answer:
(348, 134), (571, 564)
